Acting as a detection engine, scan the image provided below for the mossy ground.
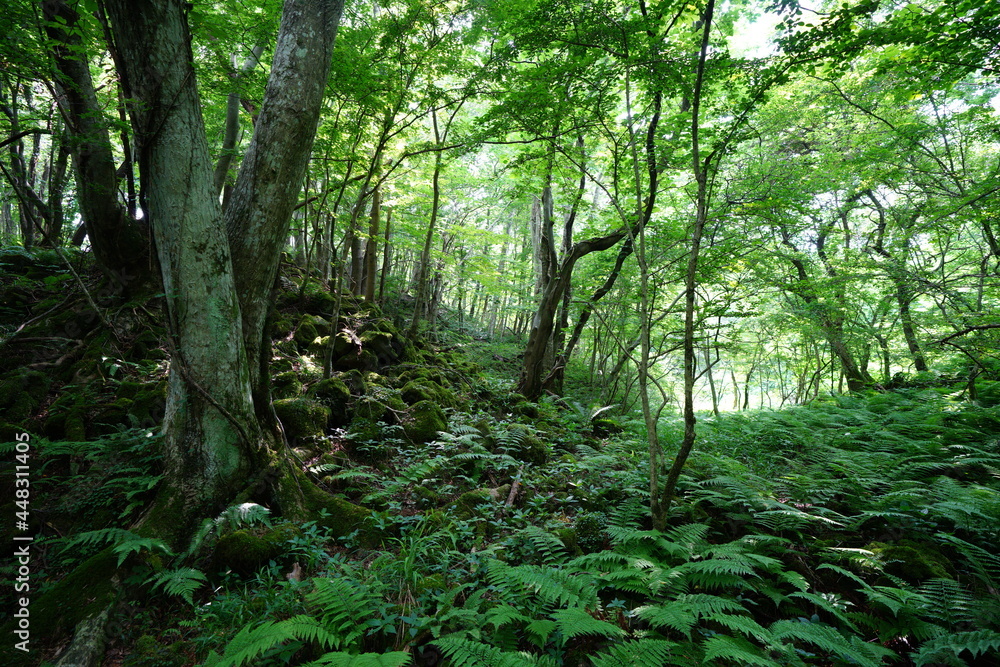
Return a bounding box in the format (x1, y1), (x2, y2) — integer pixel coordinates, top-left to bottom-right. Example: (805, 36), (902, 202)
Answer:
(3, 251), (999, 666)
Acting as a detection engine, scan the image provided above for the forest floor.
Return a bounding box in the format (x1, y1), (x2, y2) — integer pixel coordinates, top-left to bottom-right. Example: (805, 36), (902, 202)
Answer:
(1, 249), (999, 667)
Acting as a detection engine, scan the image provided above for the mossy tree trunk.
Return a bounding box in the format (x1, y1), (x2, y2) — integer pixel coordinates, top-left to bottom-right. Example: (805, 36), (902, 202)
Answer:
(103, 0), (344, 544)
(42, 0), (151, 289)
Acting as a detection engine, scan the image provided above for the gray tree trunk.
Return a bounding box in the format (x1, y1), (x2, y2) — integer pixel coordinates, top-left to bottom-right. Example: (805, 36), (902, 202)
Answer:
(104, 0), (343, 538)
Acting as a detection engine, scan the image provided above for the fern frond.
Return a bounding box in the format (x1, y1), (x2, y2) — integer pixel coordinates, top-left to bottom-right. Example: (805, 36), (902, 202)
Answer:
(301, 651), (412, 667)
(770, 619), (891, 667)
(214, 616), (336, 667)
(434, 635), (540, 667)
(308, 577), (381, 649)
(111, 535), (174, 567)
(146, 567), (207, 605)
(710, 613), (771, 644)
(519, 526), (567, 565)
(937, 532), (1000, 587)
(917, 578), (977, 628)
(701, 634), (778, 666)
(214, 502), (272, 533)
(913, 629), (1000, 666)
(484, 604), (530, 630)
(550, 607), (624, 640)
(589, 639), (678, 667)
(486, 561), (595, 609)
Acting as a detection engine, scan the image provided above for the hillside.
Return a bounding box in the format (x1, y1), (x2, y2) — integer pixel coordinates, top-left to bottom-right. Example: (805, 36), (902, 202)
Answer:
(2, 254), (999, 666)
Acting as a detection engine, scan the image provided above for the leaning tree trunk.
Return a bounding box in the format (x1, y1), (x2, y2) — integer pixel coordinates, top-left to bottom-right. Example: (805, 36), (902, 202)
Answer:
(224, 0), (343, 405)
(43, 0), (151, 289)
(105, 0), (343, 542)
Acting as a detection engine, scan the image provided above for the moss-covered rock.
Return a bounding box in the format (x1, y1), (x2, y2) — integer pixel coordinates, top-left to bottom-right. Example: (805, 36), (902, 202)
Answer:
(335, 348), (378, 372)
(308, 377), (352, 426)
(345, 417), (394, 462)
(400, 379), (455, 408)
(273, 398), (330, 440)
(404, 400), (447, 442)
(0, 368), (50, 422)
(293, 316), (320, 349)
(450, 488), (493, 519)
(213, 523), (302, 575)
(272, 315), (294, 340)
(278, 471), (375, 544)
(337, 369), (368, 396)
(499, 424), (550, 465)
(592, 418), (623, 438)
(398, 367), (451, 389)
(868, 540), (955, 583)
(554, 528), (584, 557)
(574, 511), (609, 553)
(272, 371), (303, 399)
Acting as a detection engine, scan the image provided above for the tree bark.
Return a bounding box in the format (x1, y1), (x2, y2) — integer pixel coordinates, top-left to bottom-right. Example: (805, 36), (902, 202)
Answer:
(43, 0), (151, 287)
(104, 0), (343, 540)
(516, 227), (628, 399)
(224, 0), (344, 402)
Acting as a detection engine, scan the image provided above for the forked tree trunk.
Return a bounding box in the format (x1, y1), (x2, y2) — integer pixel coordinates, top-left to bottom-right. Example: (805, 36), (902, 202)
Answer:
(104, 0), (343, 541)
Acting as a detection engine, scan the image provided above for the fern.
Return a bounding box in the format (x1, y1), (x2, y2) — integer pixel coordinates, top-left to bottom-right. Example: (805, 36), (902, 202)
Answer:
(550, 607), (624, 640)
(912, 629), (1000, 666)
(774, 616), (898, 665)
(700, 634), (777, 666)
(518, 526), (567, 565)
(589, 639), (678, 667)
(300, 651), (412, 667)
(308, 576), (382, 649)
(146, 567), (207, 605)
(209, 615), (338, 667)
(486, 561), (595, 610)
(434, 635), (545, 667)
(937, 532), (1000, 589)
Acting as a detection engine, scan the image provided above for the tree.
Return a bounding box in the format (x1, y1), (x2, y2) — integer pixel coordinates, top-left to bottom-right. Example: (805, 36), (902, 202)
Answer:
(101, 0), (344, 540)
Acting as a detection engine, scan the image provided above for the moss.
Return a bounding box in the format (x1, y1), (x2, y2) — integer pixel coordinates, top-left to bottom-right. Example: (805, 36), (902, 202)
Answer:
(339, 369), (368, 395)
(511, 400), (539, 418)
(272, 371), (303, 399)
(354, 395), (388, 422)
(272, 316), (294, 339)
(450, 488), (493, 519)
(212, 524), (302, 575)
(129, 382), (168, 427)
(279, 470), (375, 544)
(592, 418), (623, 437)
(345, 417), (393, 462)
(554, 528), (584, 557)
(868, 540), (955, 583)
(308, 377), (352, 426)
(413, 485), (440, 508)
(0, 368), (50, 422)
(574, 511), (609, 553)
(404, 400), (447, 442)
(293, 316), (320, 349)
(16, 548), (119, 645)
(398, 367), (451, 388)
(401, 379), (454, 407)
(273, 398), (330, 440)
(65, 410), (87, 441)
(335, 348), (378, 372)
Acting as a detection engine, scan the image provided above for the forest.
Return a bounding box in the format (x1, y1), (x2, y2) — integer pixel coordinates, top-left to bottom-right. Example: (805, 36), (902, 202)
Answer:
(0, 0), (999, 665)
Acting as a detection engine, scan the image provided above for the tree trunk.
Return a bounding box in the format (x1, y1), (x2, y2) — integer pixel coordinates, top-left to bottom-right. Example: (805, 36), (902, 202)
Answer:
(105, 0), (344, 540)
(362, 185), (381, 302)
(43, 0), (150, 288)
(224, 0), (343, 401)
